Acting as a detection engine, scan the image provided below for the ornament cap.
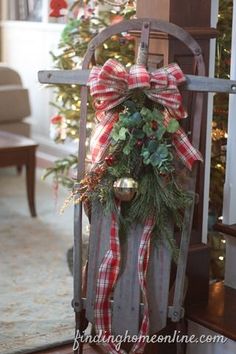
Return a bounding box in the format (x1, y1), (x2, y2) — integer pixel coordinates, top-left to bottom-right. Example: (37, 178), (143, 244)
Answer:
(113, 177), (138, 189)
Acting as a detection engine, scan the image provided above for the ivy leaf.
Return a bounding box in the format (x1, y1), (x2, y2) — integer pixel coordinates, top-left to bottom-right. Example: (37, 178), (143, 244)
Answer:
(123, 144), (131, 155)
(141, 148), (151, 165)
(149, 144), (170, 167)
(122, 135), (134, 155)
(119, 127), (128, 140)
(147, 140), (158, 153)
(129, 136), (137, 147)
(141, 148), (150, 160)
(156, 144), (169, 158)
(149, 152), (162, 167)
(168, 151), (174, 161)
(166, 119), (180, 133)
(111, 124), (121, 142)
(143, 123), (153, 136)
(121, 118), (132, 128)
(140, 107), (153, 121)
(143, 158), (151, 165)
(111, 131), (120, 142)
(153, 107), (164, 122)
(119, 113), (129, 121)
(133, 129), (145, 139)
(131, 112), (142, 125)
(156, 125), (166, 140)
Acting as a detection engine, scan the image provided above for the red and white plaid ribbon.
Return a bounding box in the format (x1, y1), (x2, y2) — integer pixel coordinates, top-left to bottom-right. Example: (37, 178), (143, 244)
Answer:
(94, 206), (125, 354)
(89, 59), (202, 169)
(131, 217), (155, 354)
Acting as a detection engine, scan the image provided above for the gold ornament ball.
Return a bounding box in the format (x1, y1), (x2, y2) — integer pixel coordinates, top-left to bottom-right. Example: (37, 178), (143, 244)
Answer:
(113, 177), (138, 202)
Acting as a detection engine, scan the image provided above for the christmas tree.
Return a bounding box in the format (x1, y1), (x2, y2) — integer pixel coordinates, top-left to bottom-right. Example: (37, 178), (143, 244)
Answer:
(43, 0), (136, 187)
(208, 0), (233, 280)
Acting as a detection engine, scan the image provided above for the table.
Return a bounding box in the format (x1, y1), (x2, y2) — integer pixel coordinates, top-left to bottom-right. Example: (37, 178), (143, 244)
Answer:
(0, 131), (38, 217)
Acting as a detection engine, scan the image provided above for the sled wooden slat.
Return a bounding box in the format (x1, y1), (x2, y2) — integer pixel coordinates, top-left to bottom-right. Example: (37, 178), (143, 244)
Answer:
(147, 232), (173, 333)
(171, 195), (195, 322)
(112, 224), (143, 336)
(38, 69), (236, 94)
(38, 69), (90, 86)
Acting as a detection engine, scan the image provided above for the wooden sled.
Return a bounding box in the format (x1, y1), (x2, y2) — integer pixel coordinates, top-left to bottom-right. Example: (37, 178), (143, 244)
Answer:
(38, 18), (236, 354)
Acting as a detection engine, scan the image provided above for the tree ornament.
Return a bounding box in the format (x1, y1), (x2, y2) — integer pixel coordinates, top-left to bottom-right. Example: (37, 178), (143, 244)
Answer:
(49, 0), (68, 18)
(51, 114), (63, 124)
(113, 177), (138, 202)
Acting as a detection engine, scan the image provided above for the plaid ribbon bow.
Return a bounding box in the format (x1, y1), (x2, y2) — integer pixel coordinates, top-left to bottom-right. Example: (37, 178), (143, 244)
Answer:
(89, 59), (202, 170)
(88, 59), (202, 353)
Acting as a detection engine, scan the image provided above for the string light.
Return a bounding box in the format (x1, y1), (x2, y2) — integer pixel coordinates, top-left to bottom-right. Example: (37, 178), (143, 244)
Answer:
(60, 117), (67, 141)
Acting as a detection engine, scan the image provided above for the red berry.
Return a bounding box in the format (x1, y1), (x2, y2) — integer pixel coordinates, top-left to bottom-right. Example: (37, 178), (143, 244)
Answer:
(151, 121), (158, 130)
(136, 140), (143, 147)
(105, 155), (115, 166)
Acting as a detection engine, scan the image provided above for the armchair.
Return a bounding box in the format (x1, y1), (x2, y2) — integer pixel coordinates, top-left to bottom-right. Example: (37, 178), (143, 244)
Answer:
(0, 65), (31, 137)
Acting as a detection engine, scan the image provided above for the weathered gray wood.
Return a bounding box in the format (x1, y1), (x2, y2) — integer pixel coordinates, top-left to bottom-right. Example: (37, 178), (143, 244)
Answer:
(38, 69), (236, 94)
(81, 18), (205, 71)
(112, 224), (143, 336)
(85, 204), (111, 322)
(136, 21), (151, 66)
(77, 86), (89, 180)
(73, 202), (83, 312)
(147, 229), (173, 333)
(171, 194), (195, 322)
(185, 75), (236, 94)
(38, 69), (90, 85)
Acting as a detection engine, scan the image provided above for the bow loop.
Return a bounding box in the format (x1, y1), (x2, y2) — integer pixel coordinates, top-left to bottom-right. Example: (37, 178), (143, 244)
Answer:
(89, 59), (129, 111)
(147, 63), (188, 118)
(88, 59), (187, 115)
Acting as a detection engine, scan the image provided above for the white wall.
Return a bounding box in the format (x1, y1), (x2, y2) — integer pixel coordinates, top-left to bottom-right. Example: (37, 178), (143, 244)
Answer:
(0, 19), (74, 157)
